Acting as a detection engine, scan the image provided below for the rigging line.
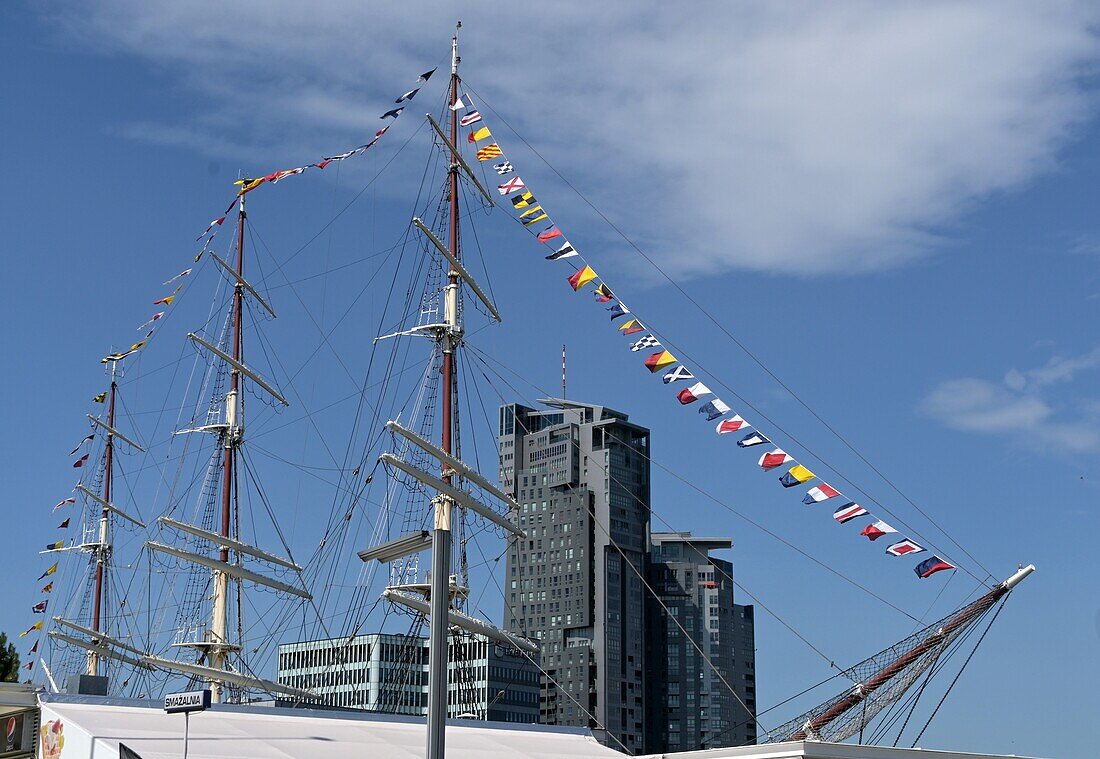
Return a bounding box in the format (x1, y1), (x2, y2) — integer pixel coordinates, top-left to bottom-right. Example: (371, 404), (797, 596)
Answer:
(471, 362), (763, 732)
(458, 180), (499, 315)
(886, 648), (949, 747)
(595, 303), (987, 587)
(574, 442), (835, 714)
(478, 195), (982, 587)
(354, 350), (443, 597)
(304, 109), (462, 640)
(606, 424), (923, 623)
(909, 597), (1008, 747)
(599, 453), (847, 678)
(150, 276), (231, 513)
(461, 348), (844, 677)
(311, 146), (449, 627)
(246, 350), (430, 442)
(253, 118), (429, 290)
(247, 222), (367, 392)
(465, 83), (994, 584)
(868, 620), (968, 744)
(910, 569), (956, 636)
(233, 296), (346, 484)
(465, 192), (986, 586)
(465, 539), (635, 756)
(239, 443), (381, 669)
(869, 609), (988, 746)
(323, 199), (424, 508)
(464, 343), (925, 624)
(245, 443), (357, 473)
(266, 244), (396, 291)
(702, 672), (846, 750)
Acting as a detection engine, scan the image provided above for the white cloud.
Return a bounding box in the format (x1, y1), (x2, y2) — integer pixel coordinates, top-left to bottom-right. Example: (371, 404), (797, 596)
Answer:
(921, 379), (1053, 432)
(1024, 347), (1100, 388)
(45, 0), (1100, 276)
(921, 348), (1100, 452)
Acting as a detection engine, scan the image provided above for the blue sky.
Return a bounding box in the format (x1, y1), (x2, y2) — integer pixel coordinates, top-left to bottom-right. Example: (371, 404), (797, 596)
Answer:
(3, 2), (1099, 755)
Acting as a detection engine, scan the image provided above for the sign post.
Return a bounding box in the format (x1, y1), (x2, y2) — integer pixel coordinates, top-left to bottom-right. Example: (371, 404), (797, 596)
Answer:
(164, 689), (210, 759)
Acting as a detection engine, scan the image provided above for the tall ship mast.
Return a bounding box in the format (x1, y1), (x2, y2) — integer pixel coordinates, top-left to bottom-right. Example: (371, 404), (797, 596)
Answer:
(47, 192), (314, 704)
(364, 25), (535, 758)
(140, 193), (311, 703)
(48, 356), (148, 690)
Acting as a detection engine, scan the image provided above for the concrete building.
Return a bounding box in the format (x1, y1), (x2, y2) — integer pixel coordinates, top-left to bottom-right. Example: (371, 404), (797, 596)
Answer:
(276, 632), (539, 723)
(646, 532), (756, 751)
(499, 399), (651, 754)
(499, 400), (758, 755)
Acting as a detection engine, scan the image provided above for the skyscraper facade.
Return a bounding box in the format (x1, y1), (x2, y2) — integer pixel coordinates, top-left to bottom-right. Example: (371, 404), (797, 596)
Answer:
(499, 400), (651, 754)
(646, 532), (757, 750)
(499, 399), (756, 754)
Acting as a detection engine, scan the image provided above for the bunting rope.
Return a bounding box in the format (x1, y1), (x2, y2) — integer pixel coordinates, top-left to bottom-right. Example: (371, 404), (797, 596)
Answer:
(451, 88), (980, 584)
(28, 62), (443, 684)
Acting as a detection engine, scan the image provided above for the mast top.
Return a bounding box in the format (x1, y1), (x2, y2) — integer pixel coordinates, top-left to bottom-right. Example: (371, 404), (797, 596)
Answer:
(452, 22), (460, 75)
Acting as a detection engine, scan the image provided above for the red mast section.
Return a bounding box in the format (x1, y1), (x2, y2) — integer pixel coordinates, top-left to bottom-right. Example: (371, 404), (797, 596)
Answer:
(88, 368), (117, 676)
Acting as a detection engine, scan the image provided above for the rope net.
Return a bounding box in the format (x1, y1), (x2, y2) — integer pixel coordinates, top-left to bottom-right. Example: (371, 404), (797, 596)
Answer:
(759, 589), (1000, 744)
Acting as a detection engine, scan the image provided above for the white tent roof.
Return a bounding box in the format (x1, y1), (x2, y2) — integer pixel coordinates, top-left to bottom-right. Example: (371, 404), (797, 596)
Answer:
(35, 693), (1044, 759)
(39, 695), (626, 759)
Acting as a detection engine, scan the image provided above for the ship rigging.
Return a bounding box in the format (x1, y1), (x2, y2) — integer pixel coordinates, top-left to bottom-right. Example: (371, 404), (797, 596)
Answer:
(26, 23), (1035, 756)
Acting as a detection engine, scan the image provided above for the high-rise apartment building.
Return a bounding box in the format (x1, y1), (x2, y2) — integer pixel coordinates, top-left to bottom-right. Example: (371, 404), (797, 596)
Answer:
(499, 399), (651, 754)
(646, 532), (757, 750)
(499, 399), (756, 754)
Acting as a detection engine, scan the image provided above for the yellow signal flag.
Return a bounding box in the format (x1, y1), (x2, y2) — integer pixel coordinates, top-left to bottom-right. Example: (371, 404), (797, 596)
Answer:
(780, 464), (816, 487)
(20, 621), (43, 637)
(644, 350), (677, 373)
(476, 144), (503, 161)
(512, 191), (536, 209)
(234, 177), (265, 195)
(567, 266), (598, 291)
(469, 127), (492, 142)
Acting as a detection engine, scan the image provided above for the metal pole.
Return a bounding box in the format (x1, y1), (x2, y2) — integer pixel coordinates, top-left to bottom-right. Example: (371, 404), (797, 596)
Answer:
(427, 498), (453, 759)
(427, 24), (461, 759)
(183, 712), (189, 759)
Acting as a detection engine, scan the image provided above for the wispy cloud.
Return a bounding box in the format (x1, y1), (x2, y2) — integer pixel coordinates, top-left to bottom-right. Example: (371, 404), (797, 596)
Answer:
(44, 1), (1100, 276)
(920, 347), (1100, 452)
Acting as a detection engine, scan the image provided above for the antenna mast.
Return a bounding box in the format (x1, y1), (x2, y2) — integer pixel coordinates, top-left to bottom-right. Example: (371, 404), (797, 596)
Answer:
(426, 21), (462, 759)
(87, 361), (118, 677)
(562, 344), (567, 399)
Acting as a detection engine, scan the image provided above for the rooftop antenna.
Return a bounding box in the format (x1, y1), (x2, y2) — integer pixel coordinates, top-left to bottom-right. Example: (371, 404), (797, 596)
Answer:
(562, 344), (567, 399)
